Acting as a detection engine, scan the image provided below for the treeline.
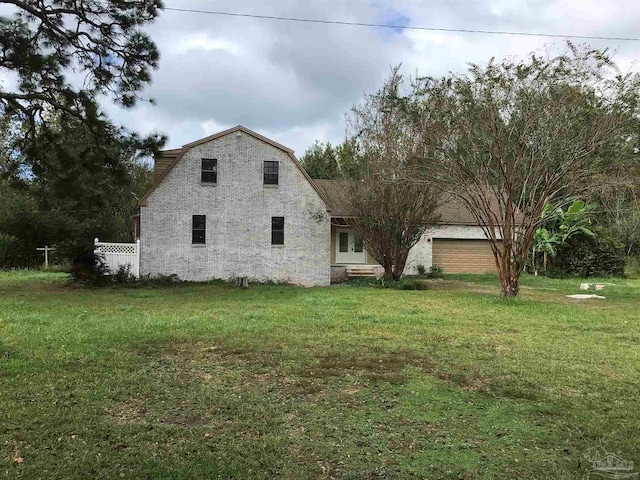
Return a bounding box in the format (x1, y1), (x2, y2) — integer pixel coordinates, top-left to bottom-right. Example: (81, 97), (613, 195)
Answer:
(0, 114), (159, 268)
(0, 0), (164, 268)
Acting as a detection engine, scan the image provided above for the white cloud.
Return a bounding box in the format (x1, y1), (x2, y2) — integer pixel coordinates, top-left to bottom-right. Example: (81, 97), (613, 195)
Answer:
(101, 0), (640, 155)
(168, 34), (244, 56)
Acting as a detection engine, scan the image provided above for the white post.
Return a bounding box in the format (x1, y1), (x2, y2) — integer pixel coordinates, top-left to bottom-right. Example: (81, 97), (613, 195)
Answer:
(135, 239), (141, 277)
(36, 245), (56, 268)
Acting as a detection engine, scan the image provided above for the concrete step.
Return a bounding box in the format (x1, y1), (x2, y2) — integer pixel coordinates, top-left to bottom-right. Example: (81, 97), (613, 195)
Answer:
(346, 266), (378, 277)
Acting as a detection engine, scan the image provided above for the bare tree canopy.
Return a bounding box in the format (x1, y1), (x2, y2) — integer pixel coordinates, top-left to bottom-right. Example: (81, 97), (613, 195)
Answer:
(588, 123), (640, 255)
(404, 43), (640, 296)
(345, 69), (442, 280)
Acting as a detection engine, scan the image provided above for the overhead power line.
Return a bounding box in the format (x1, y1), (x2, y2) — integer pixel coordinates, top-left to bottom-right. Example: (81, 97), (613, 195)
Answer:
(163, 6), (640, 42)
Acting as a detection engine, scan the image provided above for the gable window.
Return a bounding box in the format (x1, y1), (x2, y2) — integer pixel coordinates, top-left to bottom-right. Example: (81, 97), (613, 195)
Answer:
(192, 215), (206, 244)
(201, 158), (217, 183)
(264, 161), (279, 185)
(271, 216), (284, 245)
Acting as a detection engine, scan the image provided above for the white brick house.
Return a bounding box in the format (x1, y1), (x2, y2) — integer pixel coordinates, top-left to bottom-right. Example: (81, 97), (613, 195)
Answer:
(138, 126), (497, 286)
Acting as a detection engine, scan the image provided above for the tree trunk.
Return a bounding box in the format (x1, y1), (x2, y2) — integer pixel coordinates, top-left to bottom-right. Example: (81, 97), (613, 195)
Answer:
(497, 252), (520, 298)
(382, 258), (395, 280)
(383, 270), (395, 281)
(391, 251), (409, 280)
(499, 274), (520, 297)
(543, 251), (548, 272)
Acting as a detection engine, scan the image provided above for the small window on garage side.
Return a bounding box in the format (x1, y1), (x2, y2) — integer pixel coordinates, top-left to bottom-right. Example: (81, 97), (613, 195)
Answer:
(264, 161), (279, 185)
(271, 216), (284, 245)
(192, 215), (206, 244)
(201, 158), (217, 183)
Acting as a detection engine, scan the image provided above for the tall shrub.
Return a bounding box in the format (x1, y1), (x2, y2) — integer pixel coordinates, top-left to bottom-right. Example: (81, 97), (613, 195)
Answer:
(548, 229), (626, 277)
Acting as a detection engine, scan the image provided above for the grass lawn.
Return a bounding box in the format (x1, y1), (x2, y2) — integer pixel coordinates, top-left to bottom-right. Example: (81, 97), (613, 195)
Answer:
(1, 271), (639, 479)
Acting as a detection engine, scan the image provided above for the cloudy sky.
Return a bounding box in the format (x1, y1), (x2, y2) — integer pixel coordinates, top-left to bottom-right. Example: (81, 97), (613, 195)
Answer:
(5, 0), (640, 156)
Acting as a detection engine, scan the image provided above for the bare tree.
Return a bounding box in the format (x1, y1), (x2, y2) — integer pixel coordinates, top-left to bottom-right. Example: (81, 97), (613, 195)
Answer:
(409, 44), (640, 296)
(345, 69), (442, 280)
(589, 128), (640, 255)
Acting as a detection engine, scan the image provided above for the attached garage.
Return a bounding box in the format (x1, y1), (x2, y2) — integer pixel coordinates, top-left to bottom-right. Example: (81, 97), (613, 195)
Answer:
(432, 239), (498, 274)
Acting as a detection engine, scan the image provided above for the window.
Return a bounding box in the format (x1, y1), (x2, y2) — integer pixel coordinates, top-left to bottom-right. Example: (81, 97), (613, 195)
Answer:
(263, 161), (279, 185)
(271, 216), (284, 245)
(201, 158), (217, 183)
(354, 232), (364, 253)
(192, 215), (206, 244)
(339, 232), (349, 252)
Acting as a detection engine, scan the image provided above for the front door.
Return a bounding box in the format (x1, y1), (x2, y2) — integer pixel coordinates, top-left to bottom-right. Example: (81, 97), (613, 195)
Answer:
(335, 228), (366, 264)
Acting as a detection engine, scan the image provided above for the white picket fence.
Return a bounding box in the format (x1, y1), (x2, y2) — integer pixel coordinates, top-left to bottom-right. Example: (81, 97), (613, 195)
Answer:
(94, 238), (140, 277)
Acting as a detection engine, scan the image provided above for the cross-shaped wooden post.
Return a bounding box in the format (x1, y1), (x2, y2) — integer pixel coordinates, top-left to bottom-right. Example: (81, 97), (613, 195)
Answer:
(36, 245), (56, 269)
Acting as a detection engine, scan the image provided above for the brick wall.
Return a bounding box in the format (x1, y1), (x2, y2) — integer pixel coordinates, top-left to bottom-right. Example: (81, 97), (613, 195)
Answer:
(140, 131), (330, 286)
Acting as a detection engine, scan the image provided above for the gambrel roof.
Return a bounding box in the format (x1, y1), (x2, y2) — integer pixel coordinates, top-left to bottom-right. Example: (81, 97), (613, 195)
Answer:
(139, 125), (332, 208)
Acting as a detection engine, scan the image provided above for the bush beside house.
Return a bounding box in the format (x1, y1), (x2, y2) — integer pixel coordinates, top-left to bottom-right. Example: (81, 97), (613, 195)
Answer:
(548, 230), (626, 277)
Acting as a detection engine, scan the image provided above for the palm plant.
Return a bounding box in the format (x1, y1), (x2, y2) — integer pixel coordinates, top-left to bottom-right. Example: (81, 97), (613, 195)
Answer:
(531, 200), (596, 274)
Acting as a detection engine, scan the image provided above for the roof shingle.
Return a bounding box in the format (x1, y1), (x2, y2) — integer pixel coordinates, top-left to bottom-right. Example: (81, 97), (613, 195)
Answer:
(312, 179), (483, 226)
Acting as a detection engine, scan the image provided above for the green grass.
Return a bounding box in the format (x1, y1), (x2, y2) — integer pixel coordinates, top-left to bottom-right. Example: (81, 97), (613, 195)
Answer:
(1, 271), (639, 479)
(626, 256), (640, 279)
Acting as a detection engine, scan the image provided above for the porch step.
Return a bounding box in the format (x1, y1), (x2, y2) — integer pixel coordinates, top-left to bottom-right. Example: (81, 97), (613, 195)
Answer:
(346, 266), (378, 278)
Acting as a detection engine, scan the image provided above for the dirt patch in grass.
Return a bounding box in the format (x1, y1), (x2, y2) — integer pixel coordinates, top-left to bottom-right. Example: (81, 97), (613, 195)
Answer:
(135, 340), (285, 381)
(302, 349), (433, 385)
(135, 339), (306, 395)
(300, 349), (503, 398)
(108, 396), (147, 426)
(135, 340), (499, 407)
(460, 376), (494, 392)
(108, 397), (213, 428)
(341, 385), (363, 395)
(0, 341), (18, 359)
(147, 341), (255, 364)
(163, 413), (209, 427)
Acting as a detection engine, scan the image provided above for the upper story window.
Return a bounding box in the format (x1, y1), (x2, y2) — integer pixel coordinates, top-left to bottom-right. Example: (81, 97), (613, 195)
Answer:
(263, 161), (279, 185)
(271, 216), (284, 245)
(192, 215), (206, 244)
(201, 158), (217, 183)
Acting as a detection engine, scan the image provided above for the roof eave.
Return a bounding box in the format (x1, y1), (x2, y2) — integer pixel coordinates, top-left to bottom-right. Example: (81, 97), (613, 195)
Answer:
(182, 125), (295, 154)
